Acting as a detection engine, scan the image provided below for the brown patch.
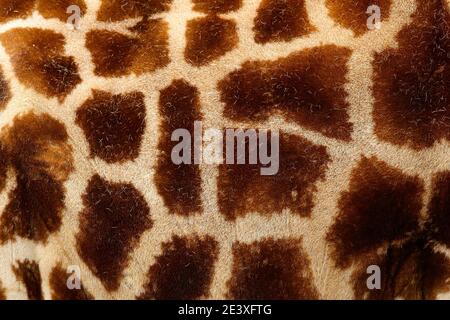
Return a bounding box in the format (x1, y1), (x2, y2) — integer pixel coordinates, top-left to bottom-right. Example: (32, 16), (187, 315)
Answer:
(138, 235), (218, 300)
(326, 0), (391, 36)
(86, 19), (169, 77)
(326, 157), (450, 299)
(12, 260), (43, 300)
(155, 80), (203, 216)
(185, 16), (238, 66)
(86, 30), (136, 77)
(0, 28), (81, 101)
(373, 0), (450, 149)
(0, 0), (86, 23)
(219, 45), (353, 140)
(0, 142), (8, 192)
(326, 156), (423, 268)
(76, 90), (146, 163)
(254, 0), (316, 43)
(428, 172), (450, 246)
(227, 238), (319, 299)
(218, 132), (330, 220)
(37, 0), (86, 21)
(0, 0), (35, 23)
(0, 112), (74, 243)
(97, 0), (172, 21)
(0, 281), (5, 300)
(192, 0), (242, 13)
(352, 241), (450, 300)
(49, 264), (94, 300)
(76, 174), (152, 291)
(0, 69), (11, 110)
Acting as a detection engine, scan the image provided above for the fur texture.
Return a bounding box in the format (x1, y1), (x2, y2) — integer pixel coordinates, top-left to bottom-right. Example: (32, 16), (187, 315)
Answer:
(0, 0), (448, 300)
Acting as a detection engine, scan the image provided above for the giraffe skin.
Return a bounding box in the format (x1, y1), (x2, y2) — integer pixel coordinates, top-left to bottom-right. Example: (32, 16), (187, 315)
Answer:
(0, 0), (449, 300)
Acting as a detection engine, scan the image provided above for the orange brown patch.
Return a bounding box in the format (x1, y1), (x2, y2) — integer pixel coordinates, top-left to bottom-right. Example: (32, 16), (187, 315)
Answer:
(373, 0), (450, 149)
(155, 80), (203, 216)
(0, 69), (11, 110)
(218, 132), (330, 220)
(97, 0), (172, 21)
(86, 19), (169, 77)
(0, 0), (86, 23)
(0, 0), (35, 23)
(13, 260), (43, 300)
(185, 15), (238, 66)
(0, 112), (73, 243)
(254, 0), (316, 43)
(138, 235), (219, 300)
(326, 0), (391, 36)
(0, 28), (81, 101)
(219, 45), (353, 140)
(227, 238), (319, 299)
(49, 264), (94, 300)
(192, 0), (242, 13)
(76, 90), (146, 163)
(76, 174), (152, 291)
(37, 0), (86, 21)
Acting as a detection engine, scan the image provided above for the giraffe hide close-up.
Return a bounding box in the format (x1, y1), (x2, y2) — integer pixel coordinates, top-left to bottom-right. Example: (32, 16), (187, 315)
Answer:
(0, 0), (449, 300)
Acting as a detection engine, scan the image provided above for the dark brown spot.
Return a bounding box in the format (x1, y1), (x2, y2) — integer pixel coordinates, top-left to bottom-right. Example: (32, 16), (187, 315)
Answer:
(86, 30), (136, 77)
(155, 80), (203, 216)
(428, 171), (450, 246)
(326, 157), (450, 299)
(86, 19), (169, 77)
(185, 16), (237, 66)
(49, 264), (94, 300)
(12, 259), (43, 300)
(0, 280), (5, 300)
(0, 69), (11, 110)
(0, 28), (81, 101)
(219, 45), (353, 140)
(326, 156), (423, 268)
(352, 241), (450, 300)
(97, 0), (172, 22)
(192, 0), (242, 14)
(138, 235), (218, 300)
(373, 0), (450, 149)
(76, 90), (146, 163)
(326, 0), (391, 36)
(227, 238), (319, 299)
(218, 132), (330, 220)
(0, 141), (8, 192)
(0, 112), (74, 243)
(76, 174), (152, 291)
(37, 0), (86, 21)
(1, 177), (65, 243)
(0, 0), (35, 23)
(254, 0), (316, 43)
